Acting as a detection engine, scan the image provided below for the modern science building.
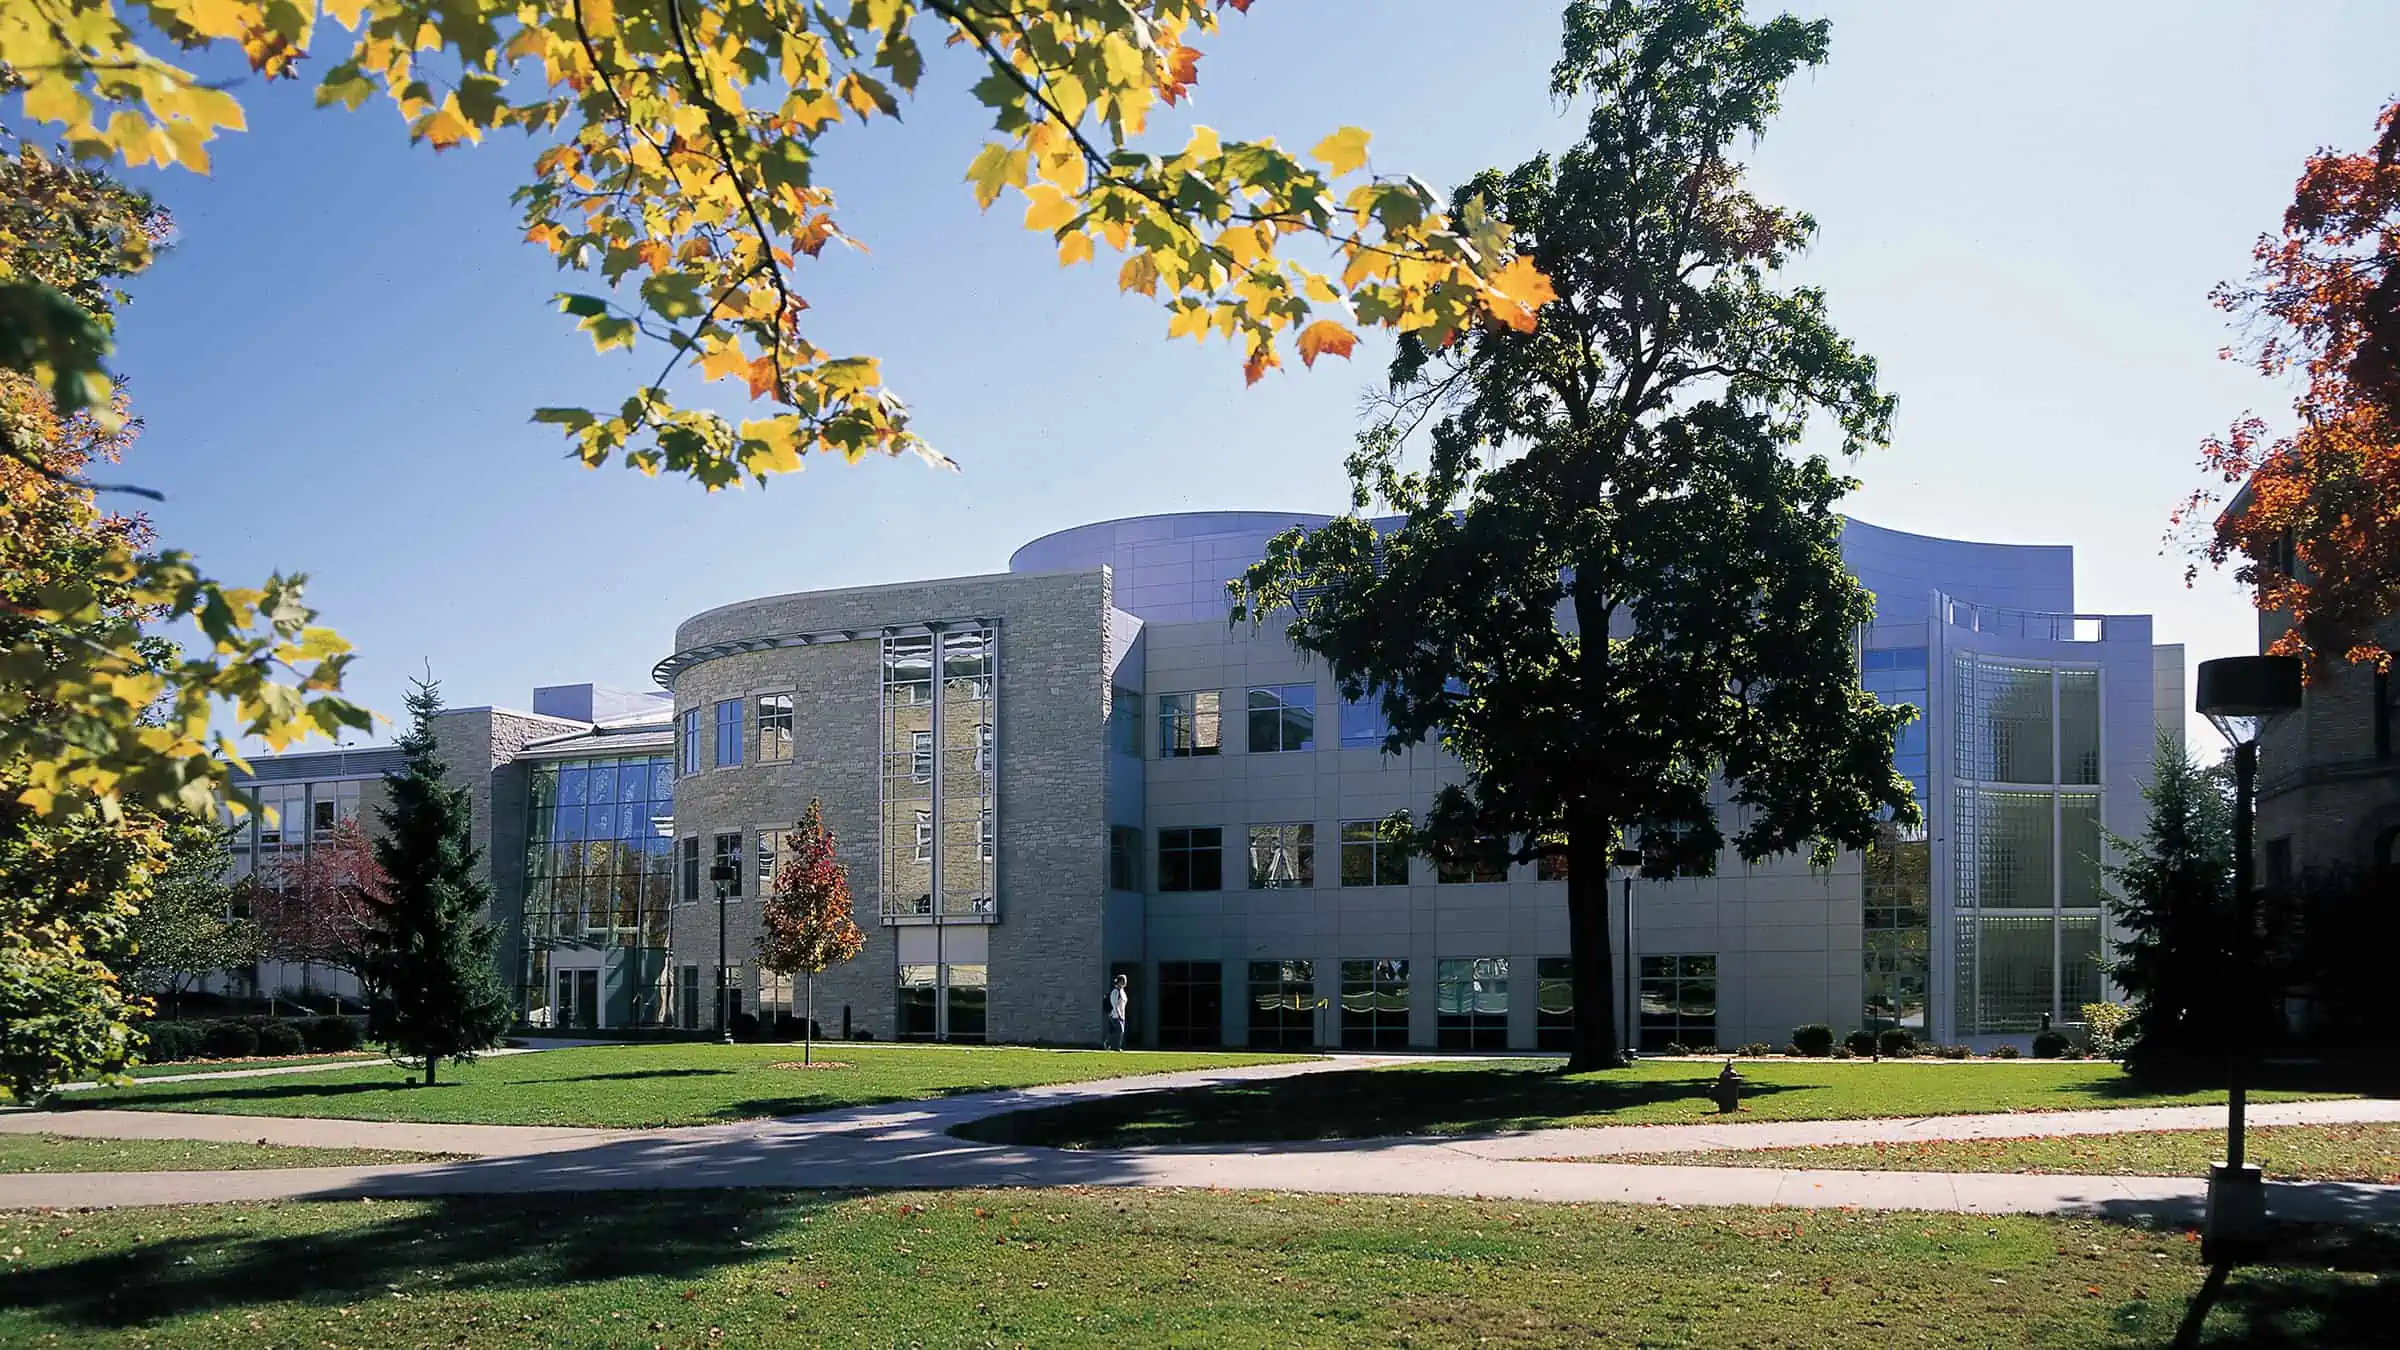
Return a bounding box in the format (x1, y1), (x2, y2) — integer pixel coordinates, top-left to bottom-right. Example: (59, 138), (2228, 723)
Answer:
(228, 511), (2183, 1052)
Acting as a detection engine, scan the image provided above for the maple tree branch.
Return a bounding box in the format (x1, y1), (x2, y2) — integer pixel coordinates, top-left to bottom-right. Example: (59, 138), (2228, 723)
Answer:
(661, 0), (794, 408)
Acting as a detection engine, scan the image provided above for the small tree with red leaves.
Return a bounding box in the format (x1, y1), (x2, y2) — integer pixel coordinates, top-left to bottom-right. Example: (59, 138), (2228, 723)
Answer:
(2187, 98), (2400, 670)
(757, 799), (863, 1065)
(254, 817), (385, 1008)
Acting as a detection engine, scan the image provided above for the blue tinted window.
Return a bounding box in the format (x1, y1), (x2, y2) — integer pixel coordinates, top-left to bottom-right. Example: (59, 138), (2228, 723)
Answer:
(1863, 648), (1891, 672)
(1341, 696), (1393, 750)
(680, 710), (701, 776)
(714, 699), (743, 767)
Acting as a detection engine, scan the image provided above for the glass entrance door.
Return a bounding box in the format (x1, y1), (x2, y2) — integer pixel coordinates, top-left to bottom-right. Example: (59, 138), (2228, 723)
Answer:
(555, 967), (600, 1030)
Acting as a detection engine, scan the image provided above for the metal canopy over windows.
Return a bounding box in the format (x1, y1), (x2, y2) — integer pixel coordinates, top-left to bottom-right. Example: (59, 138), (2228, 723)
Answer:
(879, 627), (999, 924)
(1951, 654), (2109, 1036)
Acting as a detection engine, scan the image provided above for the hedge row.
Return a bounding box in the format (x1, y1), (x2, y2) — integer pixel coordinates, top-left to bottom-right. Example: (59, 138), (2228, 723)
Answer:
(141, 1016), (364, 1063)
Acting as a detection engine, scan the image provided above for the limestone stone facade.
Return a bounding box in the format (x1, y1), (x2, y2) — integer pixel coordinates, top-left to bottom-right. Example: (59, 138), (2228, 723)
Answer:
(2254, 613), (2400, 881)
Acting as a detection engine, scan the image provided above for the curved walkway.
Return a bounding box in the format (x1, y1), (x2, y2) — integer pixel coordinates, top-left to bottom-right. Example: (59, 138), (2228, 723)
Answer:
(5, 1059), (2398, 1227)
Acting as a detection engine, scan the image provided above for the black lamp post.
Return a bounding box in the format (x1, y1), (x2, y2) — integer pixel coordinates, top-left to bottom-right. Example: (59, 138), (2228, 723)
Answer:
(708, 859), (738, 1045)
(2194, 654), (2302, 1262)
(1612, 846), (1643, 1058)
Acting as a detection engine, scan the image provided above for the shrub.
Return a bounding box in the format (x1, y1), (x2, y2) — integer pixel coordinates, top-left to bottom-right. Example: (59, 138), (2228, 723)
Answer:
(1876, 1028), (1917, 1058)
(140, 1022), (200, 1063)
(255, 1021), (306, 1057)
(199, 1021), (259, 1060)
(2081, 1001), (2135, 1061)
(1790, 1024), (1835, 1057)
(728, 1012), (760, 1042)
(303, 1016), (364, 1053)
(1843, 1029), (1879, 1057)
(1935, 1044), (1972, 1060)
(1990, 1044), (2022, 1060)
(1831, 1045), (1856, 1060)
(2031, 1029), (2070, 1059)
(1662, 1041), (1693, 1056)
(1782, 1043), (1804, 1057)
(1737, 1042), (1775, 1058)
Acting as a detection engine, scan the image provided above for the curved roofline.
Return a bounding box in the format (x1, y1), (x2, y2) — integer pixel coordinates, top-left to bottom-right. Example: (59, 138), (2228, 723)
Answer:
(1010, 508), (2075, 568)
(1009, 510), (1345, 568)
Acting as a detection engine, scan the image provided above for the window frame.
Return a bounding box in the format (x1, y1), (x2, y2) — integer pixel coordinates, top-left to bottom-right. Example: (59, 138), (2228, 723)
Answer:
(1246, 822), (1316, 889)
(678, 836), (701, 904)
(1436, 956), (1510, 1051)
(1246, 683), (1318, 754)
(680, 708), (702, 777)
(1156, 691), (1222, 759)
(1339, 820), (1409, 887)
(711, 831), (744, 899)
(1636, 953), (1718, 1053)
(713, 698), (744, 769)
(756, 692), (794, 763)
(1157, 826), (1225, 893)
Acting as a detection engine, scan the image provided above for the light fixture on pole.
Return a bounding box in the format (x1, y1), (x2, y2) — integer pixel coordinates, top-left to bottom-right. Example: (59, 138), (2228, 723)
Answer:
(1612, 846), (1643, 1058)
(2194, 654), (2302, 1263)
(709, 859), (739, 1046)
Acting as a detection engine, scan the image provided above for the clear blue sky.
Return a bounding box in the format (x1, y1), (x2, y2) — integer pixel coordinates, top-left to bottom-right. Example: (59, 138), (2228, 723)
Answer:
(93, 0), (2400, 748)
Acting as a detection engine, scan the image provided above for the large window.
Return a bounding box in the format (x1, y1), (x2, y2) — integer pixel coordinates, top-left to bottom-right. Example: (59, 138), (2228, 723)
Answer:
(680, 708), (702, 777)
(1536, 957), (1574, 1051)
(712, 832), (744, 899)
(1158, 691), (1221, 758)
(1437, 957), (1508, 1050)
(1247, 960), (1315, 1048)
(1108, 826), (1142, 890)
(946, 964), (988, 1043)
(1339, 695), (1392, 750)
(1110, 689), (1143, 756)
(1247, 684), (1316, 753)
(1340, 959), (1411, 1049)
(679, 964), (701, 1030)
(1637, 954), (1717, 1052)
(1437, 835), (1509, 884)
(881, 634), (934, 921)
(756, 693), (793, 762)
(1158, 827), (1223, 892)
(1247, 823), (1314, 888)
(1157, 961), (1223, 1048)
(520, 755), (677, 1026)
(898, 963), (938, 1040)
(757, 827), (794, 894)
(1339, 820), (1408, 887)
(714, 699), (744, 768)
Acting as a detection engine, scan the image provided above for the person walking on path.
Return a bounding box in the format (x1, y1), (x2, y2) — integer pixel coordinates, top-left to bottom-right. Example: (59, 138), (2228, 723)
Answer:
(1104, 974), (1129, 1050)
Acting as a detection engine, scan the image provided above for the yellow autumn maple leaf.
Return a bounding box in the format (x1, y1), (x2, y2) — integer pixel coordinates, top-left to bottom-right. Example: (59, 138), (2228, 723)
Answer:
(1311, 126), (1371, 177)
(1485, 255), (1557, 332)
(1296, 319), (1358, 368)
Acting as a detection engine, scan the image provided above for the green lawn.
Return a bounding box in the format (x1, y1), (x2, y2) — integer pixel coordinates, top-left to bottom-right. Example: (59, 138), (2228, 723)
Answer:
(0, 1134), (462, 1174)
(953, 1058), (2359, 1149)
(57, 1045), (1309, 1128)
(1571, 1123), (2400, 1182)
(1, 1189), (2389, 1347)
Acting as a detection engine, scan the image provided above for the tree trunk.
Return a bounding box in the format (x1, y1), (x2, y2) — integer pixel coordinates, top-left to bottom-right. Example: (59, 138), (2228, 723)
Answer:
(1566, 797), (1624, 1072)
(424, 1055), (437, 1087)
(804, 972), (815, 1067)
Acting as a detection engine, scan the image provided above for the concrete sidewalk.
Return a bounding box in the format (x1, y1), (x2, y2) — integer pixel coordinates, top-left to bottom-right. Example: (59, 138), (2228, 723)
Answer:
(5, 1059), (2396, 1226)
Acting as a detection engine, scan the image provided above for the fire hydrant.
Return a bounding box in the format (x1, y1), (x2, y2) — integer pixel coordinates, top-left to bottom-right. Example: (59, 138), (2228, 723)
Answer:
(1709, 1060), (1744, 1114)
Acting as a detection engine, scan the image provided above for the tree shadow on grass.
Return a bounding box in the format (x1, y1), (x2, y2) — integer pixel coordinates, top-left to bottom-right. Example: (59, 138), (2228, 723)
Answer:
(58, 1066), (741, 1115)
(0, 1189), (835, 1333)
(949, 1065), (1809, 1149)
(2100, 1221), (2400, 1349)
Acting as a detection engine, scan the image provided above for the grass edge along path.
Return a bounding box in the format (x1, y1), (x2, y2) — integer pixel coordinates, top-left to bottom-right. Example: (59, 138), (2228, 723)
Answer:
(953, 1058), (2360, 1149)
(1564, 1122), (2400, 1183)
(0, 1133), (469, 1174)
(4, 1189), (2394, 1348)
(57, 1044), (1316, 1129)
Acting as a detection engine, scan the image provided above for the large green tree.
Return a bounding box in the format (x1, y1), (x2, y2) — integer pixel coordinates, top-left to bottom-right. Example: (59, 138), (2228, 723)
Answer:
(2103, 734), (2239, 1077)
(1233, 0), (1913, 1071)
(362, 677), (510, 1085)
(121, 818), (260, 1019)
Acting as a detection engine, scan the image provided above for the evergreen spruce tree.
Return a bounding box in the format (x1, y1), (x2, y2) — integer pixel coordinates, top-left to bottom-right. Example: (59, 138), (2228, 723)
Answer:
(2103, 732), (2237, 1077)
(365, 677), (511, 1085)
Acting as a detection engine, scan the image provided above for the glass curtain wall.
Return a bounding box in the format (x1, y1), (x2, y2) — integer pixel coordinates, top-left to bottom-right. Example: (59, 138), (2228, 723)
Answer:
(881, 627), (1000, 1041)
(1862, 646), (1931, 1033)
(1951, 657), (2105, 1035)
(522, 755), (675, 1028)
